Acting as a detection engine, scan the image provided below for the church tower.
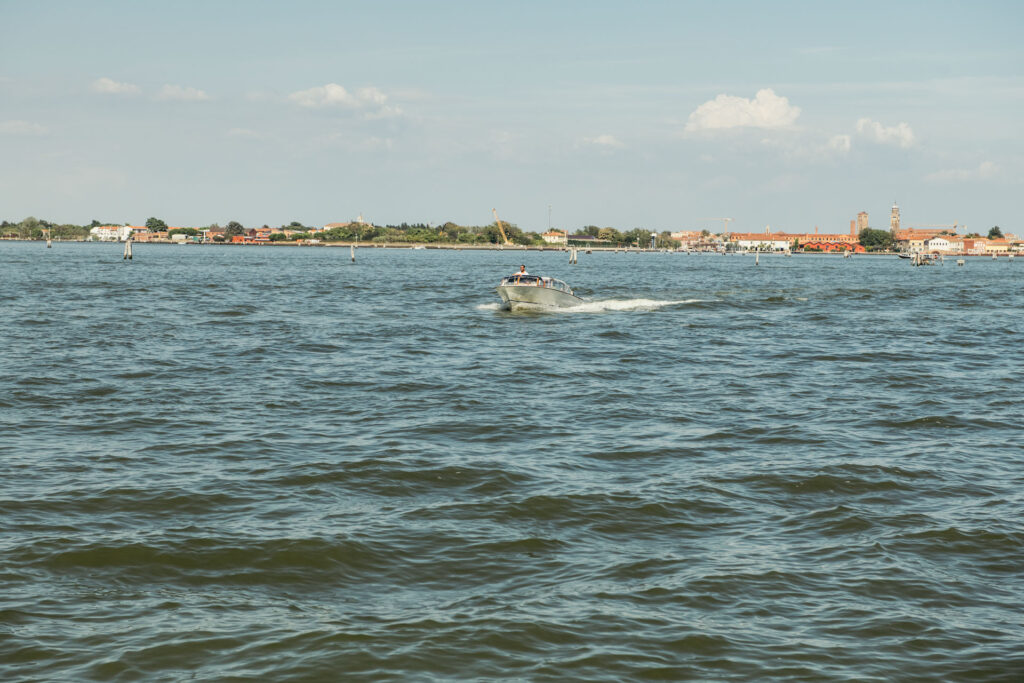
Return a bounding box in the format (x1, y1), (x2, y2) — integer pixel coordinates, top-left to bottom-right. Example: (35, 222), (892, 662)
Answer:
(889, 202), (900, 235)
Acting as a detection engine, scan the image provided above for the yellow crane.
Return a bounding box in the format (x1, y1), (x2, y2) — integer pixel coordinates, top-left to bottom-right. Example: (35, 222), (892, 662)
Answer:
(492, 208), (512, 246)
(697, 217), (734, 233)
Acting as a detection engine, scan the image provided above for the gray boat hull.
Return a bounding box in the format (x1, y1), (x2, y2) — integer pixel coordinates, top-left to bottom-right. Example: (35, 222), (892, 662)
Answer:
(496, 284), (583, 310)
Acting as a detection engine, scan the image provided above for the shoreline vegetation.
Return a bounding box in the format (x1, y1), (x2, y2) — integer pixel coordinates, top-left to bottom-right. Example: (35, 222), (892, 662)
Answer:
(2, 217), (1015, 255)
(0, 237), (908, 254)
(4, 217), (690, 250)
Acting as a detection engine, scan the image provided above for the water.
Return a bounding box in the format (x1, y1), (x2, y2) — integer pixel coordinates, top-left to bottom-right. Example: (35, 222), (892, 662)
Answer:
(2, 242), (1022, 681)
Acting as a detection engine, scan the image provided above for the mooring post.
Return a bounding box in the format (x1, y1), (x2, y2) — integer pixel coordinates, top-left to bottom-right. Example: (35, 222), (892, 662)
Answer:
(351, 244), (355, 262)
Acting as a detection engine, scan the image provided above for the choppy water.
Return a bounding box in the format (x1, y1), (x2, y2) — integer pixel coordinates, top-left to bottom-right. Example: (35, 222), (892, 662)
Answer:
(2, 241), (1022, 681)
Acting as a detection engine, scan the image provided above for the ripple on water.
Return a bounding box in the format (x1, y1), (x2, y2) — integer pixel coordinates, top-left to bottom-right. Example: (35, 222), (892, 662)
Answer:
(2, 244), (1023, 681)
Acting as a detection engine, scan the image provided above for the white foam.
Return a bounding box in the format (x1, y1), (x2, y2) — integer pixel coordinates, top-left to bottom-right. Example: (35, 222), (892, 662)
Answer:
(479, 298), (711, 313)
(558, 298), (709, 313)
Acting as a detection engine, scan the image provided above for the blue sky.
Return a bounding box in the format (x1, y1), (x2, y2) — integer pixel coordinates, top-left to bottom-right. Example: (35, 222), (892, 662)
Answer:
(1, 0), (1021, 233)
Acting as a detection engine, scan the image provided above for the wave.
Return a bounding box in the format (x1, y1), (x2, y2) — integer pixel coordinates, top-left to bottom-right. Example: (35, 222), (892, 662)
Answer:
(561, 298), (709, 312)
(477, 299), (711, 313)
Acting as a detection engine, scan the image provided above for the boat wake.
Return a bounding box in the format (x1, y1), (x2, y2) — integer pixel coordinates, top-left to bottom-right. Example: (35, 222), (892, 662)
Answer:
(560, 298), (709, 312)
(476, 298), (710, 313)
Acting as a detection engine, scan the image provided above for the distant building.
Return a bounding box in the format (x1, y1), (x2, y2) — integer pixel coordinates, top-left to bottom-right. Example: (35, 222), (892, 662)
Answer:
(728, 225), (862, 252)
(925, 236), (952, 253)
(542, 230), (567, 244)
(962, 238), (987, 255)
(890, 202), (900, 233)
(857, 211), (869, 232)
(730, 233), (792, 251)
(246, 227), (273, 242)
(669, 230), (706, 249)
(89, 225), (134, 241)
(986, 240), (1011, 254)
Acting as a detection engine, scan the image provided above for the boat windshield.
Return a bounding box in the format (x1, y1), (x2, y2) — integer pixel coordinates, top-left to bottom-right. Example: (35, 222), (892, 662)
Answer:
(499, 274), (572, 293)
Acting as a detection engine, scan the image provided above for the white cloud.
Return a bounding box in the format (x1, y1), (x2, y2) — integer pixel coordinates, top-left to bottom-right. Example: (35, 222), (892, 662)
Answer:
(855, 118), (915, 148)
(363, 105), (404, 120)
(583, 134), (625, 148)
(92, 77), (141, 95)
(925, 161), (999, 183)
(0, 120), (47, 135)
(288, 83), (392, 109)
(290, 83), (356, 107)
(827, 134), (851, 154)
(685, 88), (800, 132)
(156, 84), (210, 101)
(355, 86), (387, 106)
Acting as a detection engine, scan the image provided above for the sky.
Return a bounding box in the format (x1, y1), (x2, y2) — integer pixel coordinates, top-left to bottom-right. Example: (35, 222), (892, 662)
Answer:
(1, 0), (1021, 234)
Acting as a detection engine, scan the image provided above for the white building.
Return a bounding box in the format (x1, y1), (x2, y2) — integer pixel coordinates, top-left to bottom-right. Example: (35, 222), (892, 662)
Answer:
(542, 230), (567, 244)
(89, 225), (134, 241)
(733, 237), (791, 251)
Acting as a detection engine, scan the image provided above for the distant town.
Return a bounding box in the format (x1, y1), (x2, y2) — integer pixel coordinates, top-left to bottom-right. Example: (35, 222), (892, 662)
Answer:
(2, 204), (1018, 255)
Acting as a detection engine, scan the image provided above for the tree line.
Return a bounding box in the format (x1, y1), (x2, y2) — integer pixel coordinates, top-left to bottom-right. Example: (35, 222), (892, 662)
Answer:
(2, 215), (1009, 249)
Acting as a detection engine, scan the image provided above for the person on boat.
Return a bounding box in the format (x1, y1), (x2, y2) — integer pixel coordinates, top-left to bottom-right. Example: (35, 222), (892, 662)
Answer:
(515, 265), (528, 275)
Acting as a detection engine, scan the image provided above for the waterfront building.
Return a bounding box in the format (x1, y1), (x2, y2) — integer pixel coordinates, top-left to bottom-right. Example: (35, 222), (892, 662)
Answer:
(925, 236), (952, 253)
(728, 225), (862, 252)
(542, 230), (567, 244)
(962, 238), (987, 255)
(986, 240), (1011, 255)
(89, 225), (134, 241)
(730, 233), (793, 251)
(246, 227), (273, 242)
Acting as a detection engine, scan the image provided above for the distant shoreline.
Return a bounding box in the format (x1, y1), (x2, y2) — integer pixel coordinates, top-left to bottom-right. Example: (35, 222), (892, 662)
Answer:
(7, 238), (1019, 257)
(0, 237), (890, 254)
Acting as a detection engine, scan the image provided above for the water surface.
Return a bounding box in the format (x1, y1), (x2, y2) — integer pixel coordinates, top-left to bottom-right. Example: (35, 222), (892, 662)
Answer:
(2, 242), (1022, 680)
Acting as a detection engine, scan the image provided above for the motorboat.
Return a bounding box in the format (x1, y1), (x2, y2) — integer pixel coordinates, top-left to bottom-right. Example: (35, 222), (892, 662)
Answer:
(495, 272), (582, 310)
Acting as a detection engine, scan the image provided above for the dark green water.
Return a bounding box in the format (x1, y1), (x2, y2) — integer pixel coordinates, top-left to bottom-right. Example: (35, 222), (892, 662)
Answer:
(1, 242), (1022, 680)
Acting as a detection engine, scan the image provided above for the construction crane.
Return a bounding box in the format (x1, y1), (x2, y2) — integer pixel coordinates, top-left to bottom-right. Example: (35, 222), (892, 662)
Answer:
(492, 208), (512, 246)
(696, 217), (734, 234)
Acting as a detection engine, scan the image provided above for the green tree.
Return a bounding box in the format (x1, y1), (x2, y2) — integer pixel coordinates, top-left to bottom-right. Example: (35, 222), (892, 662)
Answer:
(145, 217), (168, 231)
(269, 232), (288, 241)
(859, 227), (895, 251)
(654, 232), (681, 249)
(988, 226), (1003, 239)
(224, 221), (245, 237)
